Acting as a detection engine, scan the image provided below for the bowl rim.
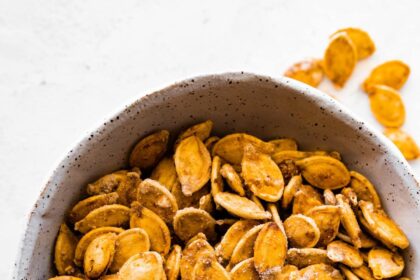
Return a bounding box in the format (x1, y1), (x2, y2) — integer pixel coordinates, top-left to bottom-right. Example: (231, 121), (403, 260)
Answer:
(12, 71), (420, 278)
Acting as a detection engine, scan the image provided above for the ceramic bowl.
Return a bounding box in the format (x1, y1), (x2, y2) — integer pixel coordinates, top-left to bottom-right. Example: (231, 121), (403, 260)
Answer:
(13, 72), (419, 279)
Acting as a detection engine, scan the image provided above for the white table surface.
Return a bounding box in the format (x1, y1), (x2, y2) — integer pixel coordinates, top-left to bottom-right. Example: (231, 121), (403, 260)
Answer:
(1, 0), (419, 277)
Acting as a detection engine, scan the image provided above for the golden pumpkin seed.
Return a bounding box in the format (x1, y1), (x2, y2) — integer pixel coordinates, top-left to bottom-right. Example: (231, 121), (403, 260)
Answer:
(368, 247), (404, 279)
(171, 181), (209, 209)
(204, 136), (220, 152)
(86, 171), (127, 196)
(341, 187), (358, 207)
(54, 223), (78, 275)
(174, 135), (211, 196)
(351, 264), (375, 280)
(173, 207), (217, 241)
(254, 222), (287, 275)
(359, 200), (409, 249)
(118, 251), (165, 280)
(129, 130), (169, 169)
(116, 171), (141, 206)
(241, 144), (284, 202)
(150, 157), (179, 191)
(212, 133), (274, 165)
(272, 265), (299, 280)
(323, 189), (337, 205)
(363, 60), (410, 93)
(137, 178), (178, 223)
(180, 238), (215, 280)
(199, 193), (214, 213)
(74, 227), (124, 267)
(280, 175), (302, 209)
(230, 258), (259, 280)
(176, 120), (213, 146)
(336, 194), (362, 248)
(69, 193), (119, 224)
(384, 128), (420, 160)
(284, 59), (324, 87)
(269, 138), (298, 153)
(286, 248), (332, 268)
(369, 85), (405, 128)
(165, 245), (182, 280)
(216, 220), (259, 263)
(220, 163), (245, 196)
(228, 224), (264, 270)
(130, 202), (171, 255)
(338, 264), (360, 280)
(292, 185), (323, 215)
(327, 241), (363, 268)
(84, 233), (116, 278)
(74, 204), (130, 234)
(192, 253), (230, 280)
(296, 156), (350, 190)
(284, 214), (320, 248)
(349, 171), (381, 208)
(323, 31), (357, 88)
(214, 192), (272, 220)
(109, 228), (150, 273)
(332, 28), (375, 60)
(306, 205), (341, 247)
(296, 263), (344, 279)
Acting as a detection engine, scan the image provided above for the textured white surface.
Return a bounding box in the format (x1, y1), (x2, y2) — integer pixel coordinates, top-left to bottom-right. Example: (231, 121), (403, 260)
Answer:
(1, 0), (419, 277)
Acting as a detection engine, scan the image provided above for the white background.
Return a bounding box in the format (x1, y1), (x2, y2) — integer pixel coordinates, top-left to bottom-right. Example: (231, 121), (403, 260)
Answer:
(1, 0), (419, 277)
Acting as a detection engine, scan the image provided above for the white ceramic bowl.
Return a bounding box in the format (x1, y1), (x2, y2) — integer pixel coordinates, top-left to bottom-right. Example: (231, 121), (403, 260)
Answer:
(13, 73), (419, 279)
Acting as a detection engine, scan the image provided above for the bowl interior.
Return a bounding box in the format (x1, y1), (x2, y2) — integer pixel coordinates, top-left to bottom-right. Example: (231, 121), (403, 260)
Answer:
(14, 73), (420, 279)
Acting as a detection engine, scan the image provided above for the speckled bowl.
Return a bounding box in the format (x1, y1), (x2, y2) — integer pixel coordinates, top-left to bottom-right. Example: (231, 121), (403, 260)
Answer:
(14, 72), (419, 279)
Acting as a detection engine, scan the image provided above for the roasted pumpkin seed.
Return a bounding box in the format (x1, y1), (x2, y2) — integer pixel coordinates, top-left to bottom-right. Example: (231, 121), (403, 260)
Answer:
(214, 192), (272, 220)
(296, 156), (350, 190)
(175, 135), (211, 196)
(192, 253), (230, 280)
(84, 233), (116, 278)
(212, 133), (274, 165)
(109, 228), (150, 273)
(54, 223), (79, 275)
(118, 251), (165, 280)
(323, 31), (357, 87)
(171, 182), (209, 210)
(173, 207), (217, 241)
(351, 264), (375, 280)
(341, 187), (358, 207)
(137, 178), (178, 223)
(87, 171), (127, 196)
(227, 224), (264, 270)
(384, 128), (420, 160)
(150, 157), (179, 191)
(74, 227), (124, 267)
(323, 189), (337, 205)
(180, 238), (215, 280)
(368, 247), (404, 279)
(369, 85), (405, 128)
(349, 171), (381, 208)
(286, 248), (332, 268)
(116, 171), (141, 206)
(338, 264), (360, 280)
(284, 59), (324, 87)
(332, 27), (375, 60)
(281, 175), (302, 209)
(220, 163), (245, 196)
(176, 120), (213, 146)
(363, 60), (410, 93)
(336, 194), (362, 248)
(75, 204), (130, 234)
(69, 193), (119, 224)
(130, 202), (171, 255)
(327, 241), (363, 268)
(296, 263), (343, 279)
(199, 193), (214, 213)
(129, 130), (169, 170)
(254, 222), (287, 275)
(241, 144), (284, 202)
(359, 200), (409, 249)
(229, 258), (259, 280)
(306, 205), (341, 247)
(292, 185), (323, 215)
(165, 245), (182, 280)
(284, 214), (320, 248)
(216, 220), (259, 262)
